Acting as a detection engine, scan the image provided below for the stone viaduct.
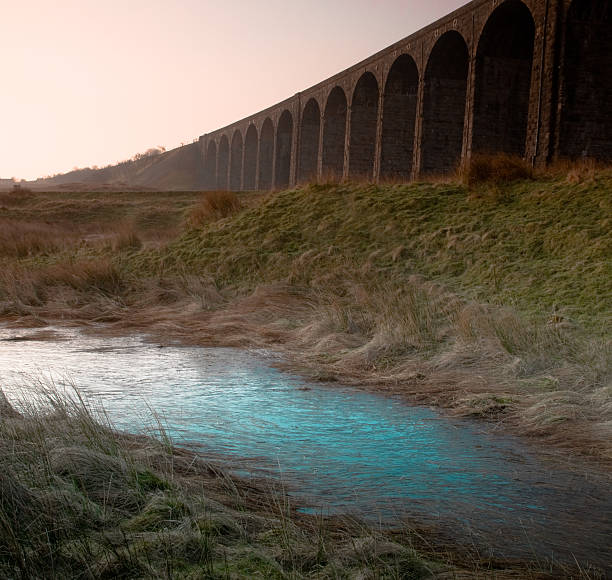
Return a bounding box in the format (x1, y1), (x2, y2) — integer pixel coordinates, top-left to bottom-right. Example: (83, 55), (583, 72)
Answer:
(199, 0), (610, 191)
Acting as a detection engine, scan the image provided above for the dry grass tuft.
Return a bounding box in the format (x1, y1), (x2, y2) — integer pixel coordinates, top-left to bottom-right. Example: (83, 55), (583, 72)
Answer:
(40, 258), (126, 295)
(112, 221), (143, 251)
(459, 153), (534, 187)
(0, 220), (72, 257)
(187, 191), (242, 227)
(543, 157), (600, 184)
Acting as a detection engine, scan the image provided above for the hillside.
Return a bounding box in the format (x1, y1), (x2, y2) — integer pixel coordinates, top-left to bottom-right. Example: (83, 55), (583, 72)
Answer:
(160, 175), (612, 334)
(26, 142), (204, 191)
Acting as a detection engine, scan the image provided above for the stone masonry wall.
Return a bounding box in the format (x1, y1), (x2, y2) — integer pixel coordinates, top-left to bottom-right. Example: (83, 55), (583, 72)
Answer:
(199, 0), (610, 191)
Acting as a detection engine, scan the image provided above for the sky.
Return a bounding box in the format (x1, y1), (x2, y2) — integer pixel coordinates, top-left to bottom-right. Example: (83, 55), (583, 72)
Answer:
(1, 0), (466, 181)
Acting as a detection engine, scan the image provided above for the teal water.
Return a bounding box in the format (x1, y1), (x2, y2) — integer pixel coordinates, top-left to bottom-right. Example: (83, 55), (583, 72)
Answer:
(1, 326), (610, 571)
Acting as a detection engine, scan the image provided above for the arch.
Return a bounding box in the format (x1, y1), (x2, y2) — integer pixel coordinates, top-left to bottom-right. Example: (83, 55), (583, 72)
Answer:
(349, 72), (379, 180)
(217, 135), (229, 190)
(275, 110), (293, 189)
(258, 118), (274, 190)
(559, 0), (612, 160)
(204, 140), (217, 190)
(472, 0), (535, 156)
(381, 54), (419, 180)
(421, 31), (469, 175)
(230, 130), (243, 191)
(322, 87), (347, 179)
(243, 125), (258, 190)
(298, 98), (321, 183)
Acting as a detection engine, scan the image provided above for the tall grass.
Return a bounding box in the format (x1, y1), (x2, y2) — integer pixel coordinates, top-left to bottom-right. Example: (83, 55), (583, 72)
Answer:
(186, 191), (242, 227)
(458, 152), (534, 186)
(0, 220), (72, 257)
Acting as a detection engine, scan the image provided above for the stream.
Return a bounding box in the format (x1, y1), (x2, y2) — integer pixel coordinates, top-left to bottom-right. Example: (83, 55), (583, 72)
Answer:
(1, 326), (610, 572)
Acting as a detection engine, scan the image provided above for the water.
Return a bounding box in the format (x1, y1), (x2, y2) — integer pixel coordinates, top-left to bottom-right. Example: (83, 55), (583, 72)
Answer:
(1, 326), (610, 571)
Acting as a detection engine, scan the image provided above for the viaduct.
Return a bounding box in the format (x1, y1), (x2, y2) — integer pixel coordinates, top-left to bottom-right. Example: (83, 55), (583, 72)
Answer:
(199, 0), (611, 191)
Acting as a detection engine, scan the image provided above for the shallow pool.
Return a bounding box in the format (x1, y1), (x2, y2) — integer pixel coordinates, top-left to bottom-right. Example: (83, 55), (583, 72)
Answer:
(1, 326), (610, 570)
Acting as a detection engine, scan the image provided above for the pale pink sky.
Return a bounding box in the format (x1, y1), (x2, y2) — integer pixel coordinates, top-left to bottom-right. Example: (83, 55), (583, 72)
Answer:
(1, 0), (465, 180)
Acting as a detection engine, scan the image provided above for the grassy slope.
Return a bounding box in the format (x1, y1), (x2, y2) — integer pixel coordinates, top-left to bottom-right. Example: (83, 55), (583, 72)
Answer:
(160, 175), (611, 334)
(25, 142), (203, 191)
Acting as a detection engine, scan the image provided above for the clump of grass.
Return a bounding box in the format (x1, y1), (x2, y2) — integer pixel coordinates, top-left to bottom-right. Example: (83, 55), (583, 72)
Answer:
(0, 188), (34, 207)
(543, 157), (599, 184)
(0, 220), (71, 257)
(459, 152), (533, 186)
(40, 258), (126, 295)
(112, 221), (143, 251)
(187, 191), (242, 227)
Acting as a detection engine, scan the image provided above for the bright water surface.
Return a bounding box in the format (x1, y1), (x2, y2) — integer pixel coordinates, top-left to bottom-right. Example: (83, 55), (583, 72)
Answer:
(1, 326), (610, 571)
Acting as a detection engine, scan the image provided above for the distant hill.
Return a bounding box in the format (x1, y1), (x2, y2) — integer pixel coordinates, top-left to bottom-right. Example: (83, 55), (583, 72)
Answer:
(26, 142), (204, 191)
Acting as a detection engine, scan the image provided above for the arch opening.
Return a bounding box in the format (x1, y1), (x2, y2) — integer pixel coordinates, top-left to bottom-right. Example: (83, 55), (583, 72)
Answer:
(258, 118), (274, 190)
(230, 130), (243, 191)
(298, 98), (321, 183)
(217, 136), (229, 190)
(349, 72), (379, 180)
(559, 0), (612, 160)
(322, 87), (347, 180)
(275, 110), (293, 189)
(243, 125), (258, 190)
(381, 54), (419, 180)
(421, 31), (469, 175)
(473, 0), (535, 156)
(204, 141), (217, 190)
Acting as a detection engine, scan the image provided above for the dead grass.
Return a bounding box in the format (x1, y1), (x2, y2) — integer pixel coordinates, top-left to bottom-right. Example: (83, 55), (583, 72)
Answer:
(112, 221), (143, 251)
(459, 153), (534, 187)
(542, 157), (601, 184)
(0, 220), (72, 257)
(186, 190), (242, 227)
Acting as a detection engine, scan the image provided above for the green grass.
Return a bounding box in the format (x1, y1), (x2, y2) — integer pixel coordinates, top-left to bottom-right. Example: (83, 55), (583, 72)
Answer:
(150, 173), (611, 334)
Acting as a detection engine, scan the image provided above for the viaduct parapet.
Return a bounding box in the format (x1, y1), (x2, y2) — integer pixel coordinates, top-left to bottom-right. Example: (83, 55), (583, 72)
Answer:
(199, 0), (611, 191)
